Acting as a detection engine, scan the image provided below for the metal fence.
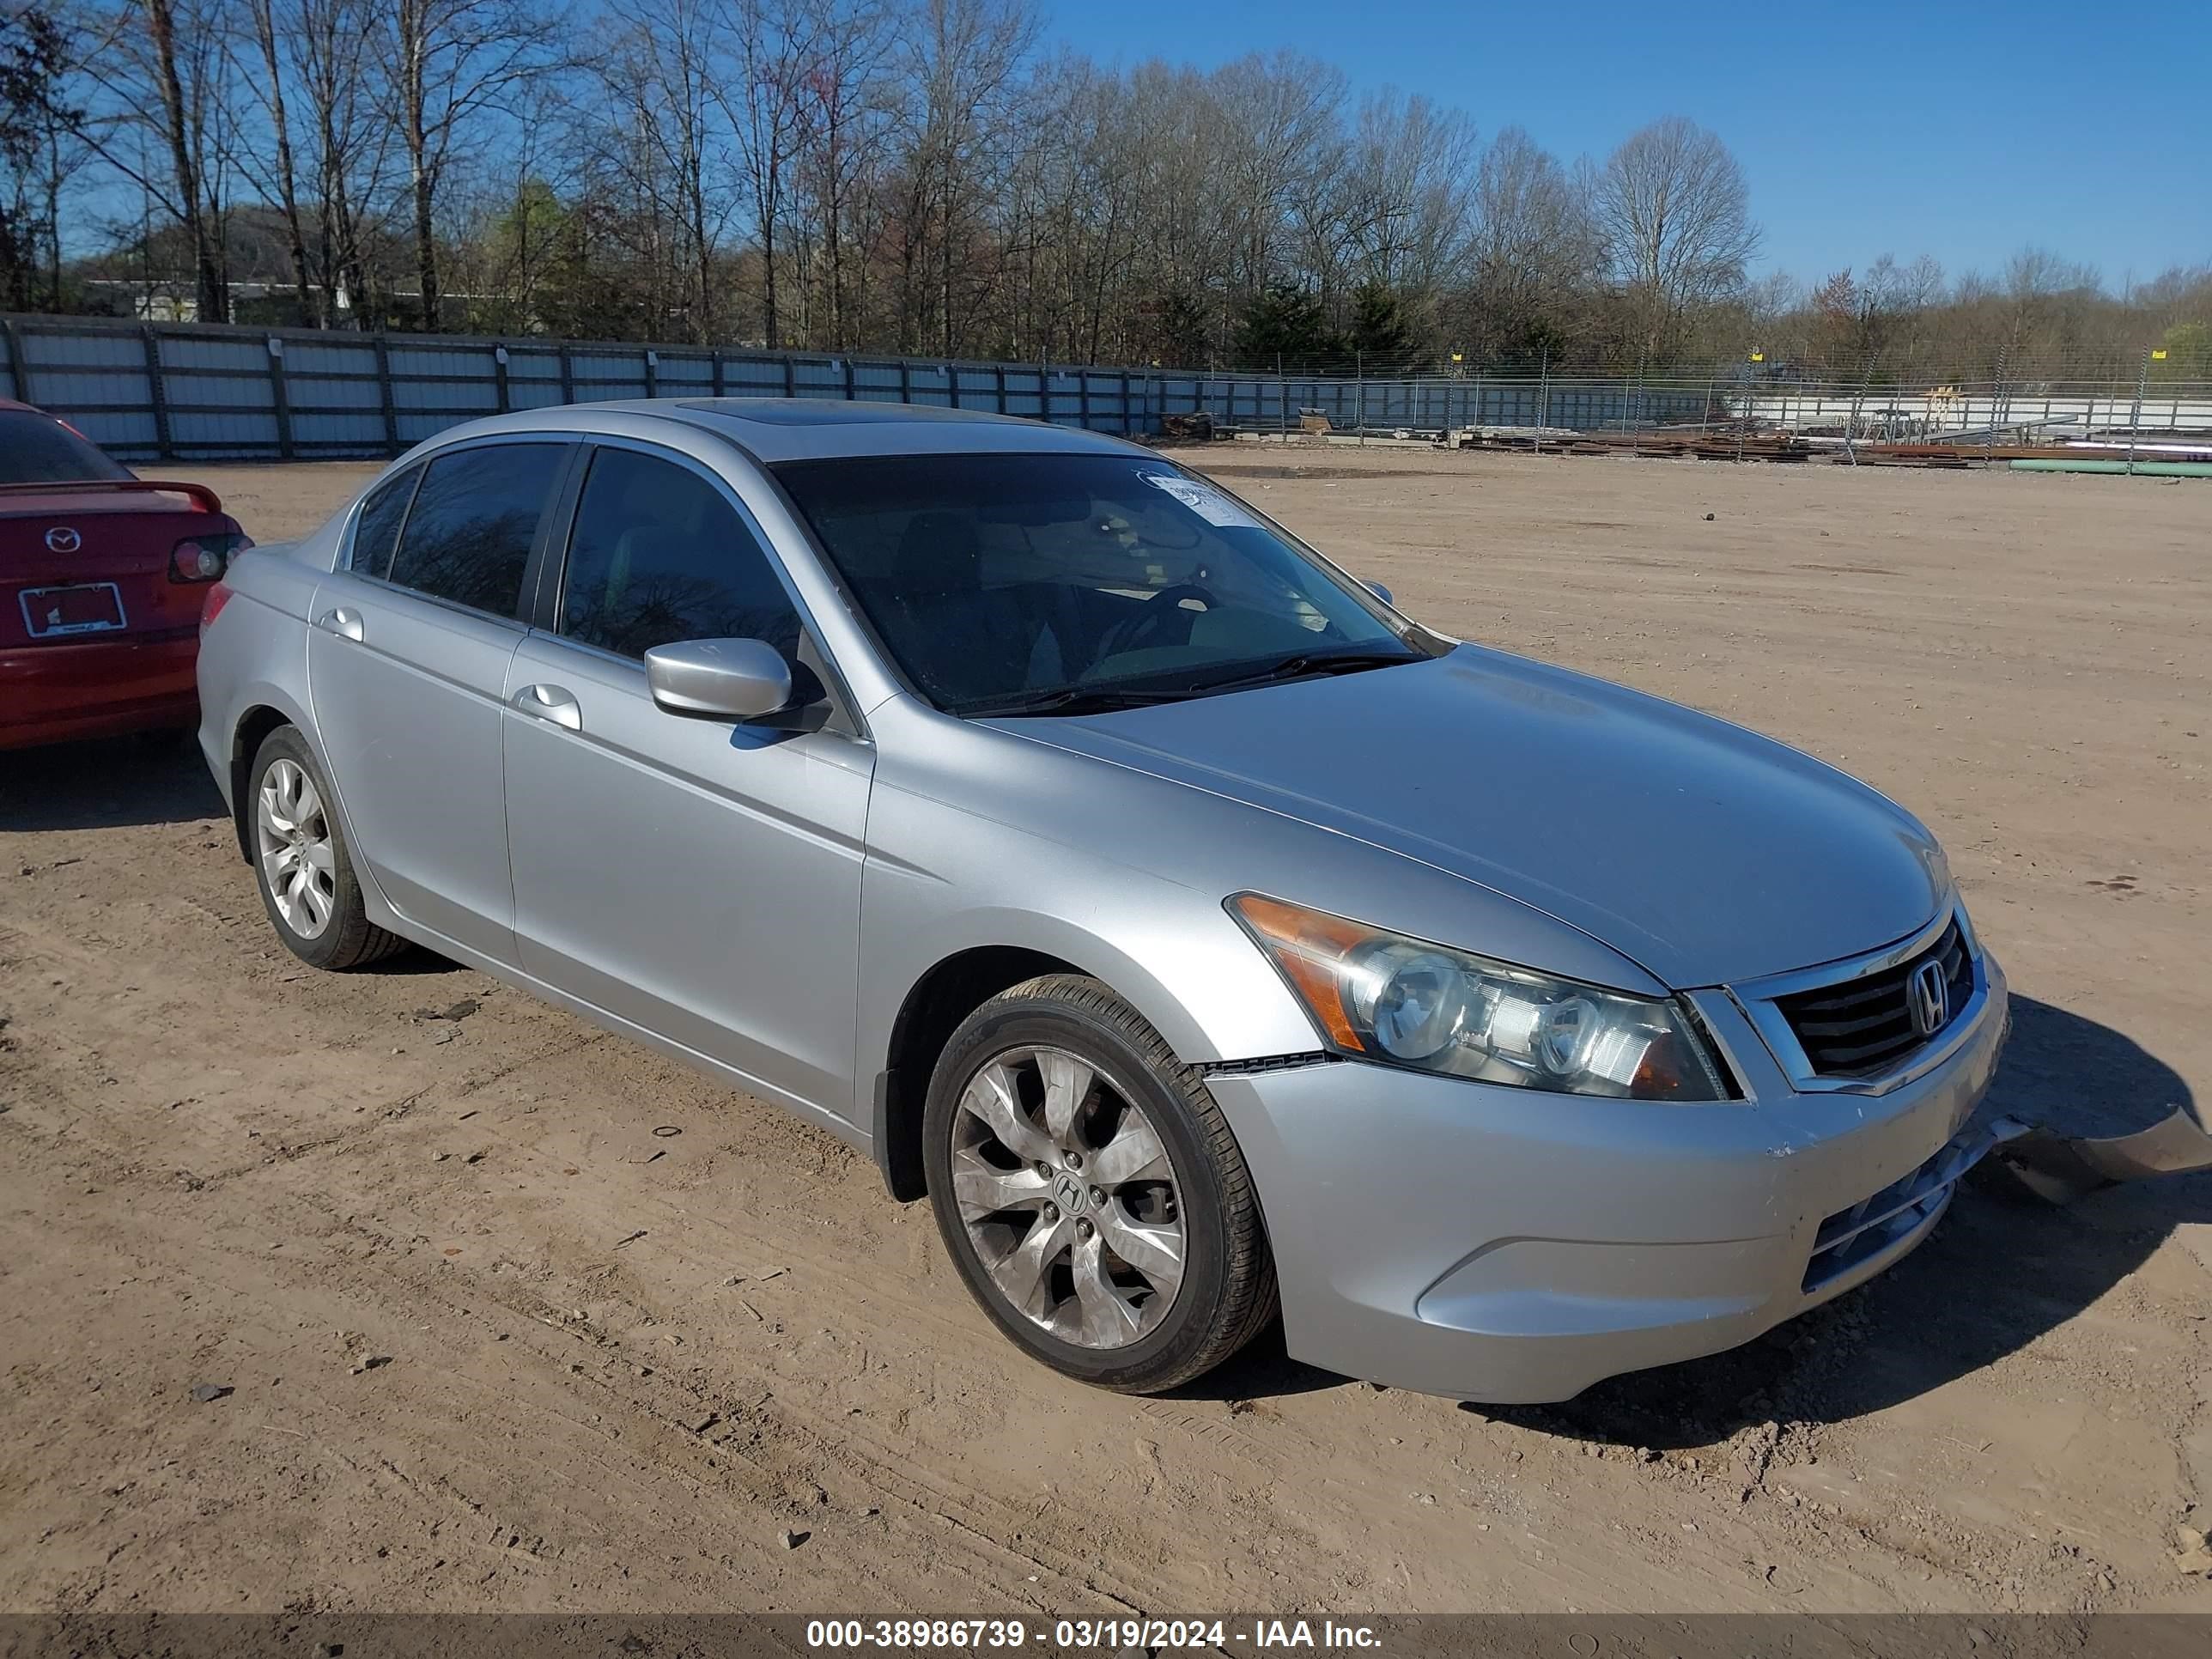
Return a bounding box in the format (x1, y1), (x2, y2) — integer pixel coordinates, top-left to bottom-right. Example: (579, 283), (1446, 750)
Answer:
(3, 314), (2206, 463)
(0, 314), (1723, 463)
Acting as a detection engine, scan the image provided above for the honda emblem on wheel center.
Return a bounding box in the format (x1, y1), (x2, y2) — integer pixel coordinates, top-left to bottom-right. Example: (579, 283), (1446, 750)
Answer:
(1051, 1171), (1088, 1213)
(1907, 958), (1950, 1037)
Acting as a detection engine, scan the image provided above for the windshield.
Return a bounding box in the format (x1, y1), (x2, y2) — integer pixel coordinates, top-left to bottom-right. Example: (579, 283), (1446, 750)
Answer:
(0, 411), (135, 485)
(774, 453), (1428, 714)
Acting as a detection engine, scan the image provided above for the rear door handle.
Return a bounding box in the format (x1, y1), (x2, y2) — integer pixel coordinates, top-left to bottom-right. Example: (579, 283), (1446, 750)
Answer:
(314, 606), (364, 641)
(510, 682), (582, 732)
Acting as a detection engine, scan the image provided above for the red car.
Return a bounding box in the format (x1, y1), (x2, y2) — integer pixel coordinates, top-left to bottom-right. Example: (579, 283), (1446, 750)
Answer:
(1, 399), (252, 750)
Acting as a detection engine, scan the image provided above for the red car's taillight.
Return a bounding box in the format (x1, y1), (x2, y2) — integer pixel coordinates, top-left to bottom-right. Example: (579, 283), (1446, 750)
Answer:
(200, 580), (234, 635)
(170, 530), (253, 584)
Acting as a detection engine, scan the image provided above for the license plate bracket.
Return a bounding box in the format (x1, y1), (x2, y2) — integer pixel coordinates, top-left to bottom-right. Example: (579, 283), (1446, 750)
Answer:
(20, 581), (127, 639)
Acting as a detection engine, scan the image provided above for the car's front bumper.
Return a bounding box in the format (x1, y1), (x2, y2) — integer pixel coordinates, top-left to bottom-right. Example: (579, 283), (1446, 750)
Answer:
(1206, 951), (2009, 1403)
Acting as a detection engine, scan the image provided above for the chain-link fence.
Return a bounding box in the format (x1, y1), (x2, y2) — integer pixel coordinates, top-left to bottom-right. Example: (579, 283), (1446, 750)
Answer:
(4, 313), (2207, 465)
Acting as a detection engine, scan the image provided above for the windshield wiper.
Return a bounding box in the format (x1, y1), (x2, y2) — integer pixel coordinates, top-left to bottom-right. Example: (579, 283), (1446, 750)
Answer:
(960, 686), (1193, 718)
(1188, 647), (1421, 696)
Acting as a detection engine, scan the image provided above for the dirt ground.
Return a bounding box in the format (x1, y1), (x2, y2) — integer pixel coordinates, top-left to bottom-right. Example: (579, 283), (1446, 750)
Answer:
(3, 444), (2208, 1618)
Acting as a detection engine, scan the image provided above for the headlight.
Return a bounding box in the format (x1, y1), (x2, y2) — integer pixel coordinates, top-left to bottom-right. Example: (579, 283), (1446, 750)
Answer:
(1228, 894), (1733, 1102)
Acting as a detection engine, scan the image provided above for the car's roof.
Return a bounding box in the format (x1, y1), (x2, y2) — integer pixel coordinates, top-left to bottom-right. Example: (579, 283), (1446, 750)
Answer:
(422, 398), (1146, 465)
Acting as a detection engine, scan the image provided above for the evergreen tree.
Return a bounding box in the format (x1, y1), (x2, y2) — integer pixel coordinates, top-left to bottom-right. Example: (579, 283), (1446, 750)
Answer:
(1235, 283), (1340, 367)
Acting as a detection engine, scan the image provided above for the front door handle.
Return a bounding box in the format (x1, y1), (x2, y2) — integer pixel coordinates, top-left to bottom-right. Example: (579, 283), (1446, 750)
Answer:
(314, 606), (364, 641)
(510, 682), (582, 732)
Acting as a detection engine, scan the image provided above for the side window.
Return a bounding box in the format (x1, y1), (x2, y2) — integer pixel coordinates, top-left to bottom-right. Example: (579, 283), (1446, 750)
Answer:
(349, 466), (418, 577)
(557, 448), (802, 661)
(386, 443), (563, 617)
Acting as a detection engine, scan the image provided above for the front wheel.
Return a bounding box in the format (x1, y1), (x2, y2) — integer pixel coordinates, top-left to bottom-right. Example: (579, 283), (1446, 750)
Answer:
(921, 974), (1277, 1393)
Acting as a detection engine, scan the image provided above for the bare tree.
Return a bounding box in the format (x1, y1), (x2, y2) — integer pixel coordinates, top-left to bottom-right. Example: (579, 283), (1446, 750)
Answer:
(788, 0), (890, 349)
(1460, 126), (1599, 362)
(1, 6), (82, 309)
(715, 0), (822, 347)
(73, 0), (234, 318)
(1594, 115), (1758, 359)
(143, 0), (222, 314)
(380, 0), (557, 328)
(595, 0), (732, 342)
(1340, 90), (1472, 296)
(1209, 52), (1343, 301)
(237, 0), (314, 319)
(891, 0), (1036, 356)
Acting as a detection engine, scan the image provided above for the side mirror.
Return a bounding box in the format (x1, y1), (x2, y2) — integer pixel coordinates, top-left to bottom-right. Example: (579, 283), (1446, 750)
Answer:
(644, 638), (793, 721)
(1364, 580), (1395, 606)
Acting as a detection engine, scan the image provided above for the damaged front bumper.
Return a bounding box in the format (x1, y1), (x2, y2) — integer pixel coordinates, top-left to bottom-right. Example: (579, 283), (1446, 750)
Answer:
(1987, 1104), (2212, 1202)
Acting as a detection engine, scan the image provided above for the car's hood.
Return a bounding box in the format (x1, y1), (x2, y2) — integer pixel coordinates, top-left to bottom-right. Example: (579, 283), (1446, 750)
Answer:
(1003, 645), (1949, 988)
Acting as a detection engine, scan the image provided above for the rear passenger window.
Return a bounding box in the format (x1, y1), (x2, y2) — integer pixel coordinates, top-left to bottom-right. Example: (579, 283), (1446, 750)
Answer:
(557, 448), (801, 660)
(349, 467), (419, 577)
(385, 444), (562, 617)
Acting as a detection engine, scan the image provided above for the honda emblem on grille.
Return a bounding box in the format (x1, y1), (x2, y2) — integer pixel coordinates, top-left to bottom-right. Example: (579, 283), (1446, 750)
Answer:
(46, 526), (81, 553)
(1907, 959), (1950, 1037)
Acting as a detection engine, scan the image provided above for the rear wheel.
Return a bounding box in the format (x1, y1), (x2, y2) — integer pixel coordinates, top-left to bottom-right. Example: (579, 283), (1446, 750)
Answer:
(248, 726), (409, 970)
(921, 974), (1276, 1393)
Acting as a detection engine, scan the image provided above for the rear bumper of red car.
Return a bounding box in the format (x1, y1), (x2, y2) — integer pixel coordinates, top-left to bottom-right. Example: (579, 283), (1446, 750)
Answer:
(0, 628), (201, 750)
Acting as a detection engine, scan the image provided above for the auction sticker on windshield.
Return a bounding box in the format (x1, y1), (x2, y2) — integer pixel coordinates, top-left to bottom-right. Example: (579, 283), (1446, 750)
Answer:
(1139, 471), (1261, 529)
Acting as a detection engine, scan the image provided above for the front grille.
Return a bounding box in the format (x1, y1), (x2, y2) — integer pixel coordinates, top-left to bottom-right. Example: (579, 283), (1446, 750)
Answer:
(1802, 1129), (1983, 1292)
(1773, 921), (1973, 1079)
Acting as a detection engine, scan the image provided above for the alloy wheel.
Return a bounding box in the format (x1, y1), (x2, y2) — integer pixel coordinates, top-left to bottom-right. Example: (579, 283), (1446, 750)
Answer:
(255, 757), (337, 939)
(950, 1044), (1186, 1349)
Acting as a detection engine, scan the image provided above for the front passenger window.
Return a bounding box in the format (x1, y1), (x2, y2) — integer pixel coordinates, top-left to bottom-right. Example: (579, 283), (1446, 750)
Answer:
(558, 448), (802, 661)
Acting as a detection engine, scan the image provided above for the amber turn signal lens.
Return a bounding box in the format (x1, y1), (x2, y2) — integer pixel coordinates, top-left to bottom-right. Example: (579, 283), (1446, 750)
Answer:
(1228, 893), (1373, 1052)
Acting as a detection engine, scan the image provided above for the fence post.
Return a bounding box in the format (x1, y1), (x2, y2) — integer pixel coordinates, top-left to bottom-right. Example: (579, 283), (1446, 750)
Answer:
(267, 335), (295, 461)
(0, 316), (25, 404)
(1120, 368), (1132, 434)
(374, 333), (399, 453)
(559, 343), (574, 404)
(1078, 367), (1091, 430)
(1537, 347), (1550, 451)
(141, 325), (173, 460)
(897, 358), (911, 406)
(842, 357), (855, 402)
(1278, 354), (1287, 439)
(2127, 349), (2150, 473)
(783, 355), (796, 398)
(1986, 347), (2008, 454)
(644, 349), (659, 398)
(994, 364), (1006, 415)
(494, 343), (511, 413)
(713, 349), (726, 398)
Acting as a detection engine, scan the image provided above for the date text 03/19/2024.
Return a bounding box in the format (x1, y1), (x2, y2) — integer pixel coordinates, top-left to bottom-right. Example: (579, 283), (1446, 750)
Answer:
(803, 1619), (1383, 1650)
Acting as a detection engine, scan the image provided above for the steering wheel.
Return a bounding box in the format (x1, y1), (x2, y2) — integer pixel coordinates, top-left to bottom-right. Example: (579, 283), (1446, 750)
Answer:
(1092, 582), (1217, 665)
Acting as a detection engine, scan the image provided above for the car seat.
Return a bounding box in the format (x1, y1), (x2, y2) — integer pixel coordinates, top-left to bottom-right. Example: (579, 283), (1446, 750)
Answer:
(883, 511), (1063, 700)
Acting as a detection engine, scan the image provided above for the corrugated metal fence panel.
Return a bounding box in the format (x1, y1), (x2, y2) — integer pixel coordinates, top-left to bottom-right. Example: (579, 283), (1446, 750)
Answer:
(2, 313), (1732, 461)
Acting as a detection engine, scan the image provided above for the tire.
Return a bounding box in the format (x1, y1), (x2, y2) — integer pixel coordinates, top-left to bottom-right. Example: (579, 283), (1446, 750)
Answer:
(246, 726), (410, 971)
(921, 973), (1277, 1394)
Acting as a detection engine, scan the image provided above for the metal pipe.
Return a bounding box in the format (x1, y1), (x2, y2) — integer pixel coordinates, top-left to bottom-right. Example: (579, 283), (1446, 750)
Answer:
(2008, 459), (2212, 477)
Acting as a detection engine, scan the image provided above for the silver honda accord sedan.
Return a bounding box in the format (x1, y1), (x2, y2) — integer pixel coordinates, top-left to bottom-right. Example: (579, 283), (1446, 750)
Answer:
(196, 399), (2008, 1401)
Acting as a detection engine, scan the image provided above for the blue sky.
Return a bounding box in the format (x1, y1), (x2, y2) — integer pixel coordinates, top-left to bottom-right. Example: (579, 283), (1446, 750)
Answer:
(1041, 0), (2210, 292)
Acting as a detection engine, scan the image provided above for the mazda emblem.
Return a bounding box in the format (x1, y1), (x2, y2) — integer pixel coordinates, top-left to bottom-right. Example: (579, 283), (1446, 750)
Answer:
(1906, 959), (1949, 1038)
(46, 526), (81, 554)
